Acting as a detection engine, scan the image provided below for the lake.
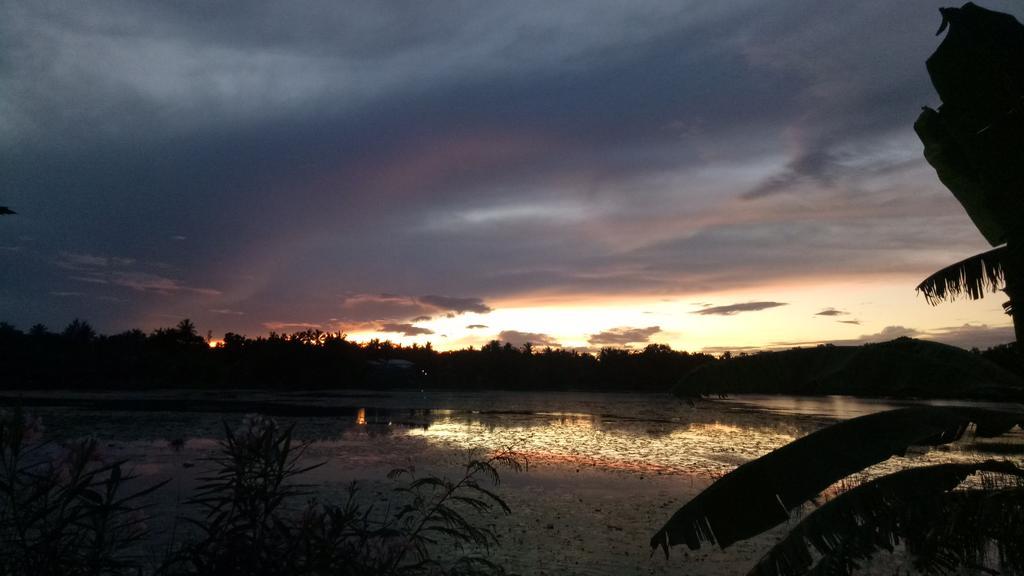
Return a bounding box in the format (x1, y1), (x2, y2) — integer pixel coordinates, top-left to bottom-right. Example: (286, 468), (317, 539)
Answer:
(8, 390), (1024, 575)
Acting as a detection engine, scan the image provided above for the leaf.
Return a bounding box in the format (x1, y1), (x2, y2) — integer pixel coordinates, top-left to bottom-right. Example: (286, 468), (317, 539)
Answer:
(914, 106), (1009, 248)
(747, 460), (1024, 576)
(915, 3), (1024, 248)
(651, 407), (1023, 555)
(916, 246), (1007, 304)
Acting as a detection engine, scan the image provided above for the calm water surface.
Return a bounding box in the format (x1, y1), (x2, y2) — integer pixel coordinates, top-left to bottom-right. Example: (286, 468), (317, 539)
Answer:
(18, 389), (1024, 479)
(11, 389), (1024, 575)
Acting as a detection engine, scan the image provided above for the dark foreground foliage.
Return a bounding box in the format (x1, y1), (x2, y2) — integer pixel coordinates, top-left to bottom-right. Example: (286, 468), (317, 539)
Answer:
(0, 319), (715, 393)
(0, 409), (524, 576)
(652, 406), (1024, 575)
(0, 411), (164, 575)
(747, 461), (1024, 576)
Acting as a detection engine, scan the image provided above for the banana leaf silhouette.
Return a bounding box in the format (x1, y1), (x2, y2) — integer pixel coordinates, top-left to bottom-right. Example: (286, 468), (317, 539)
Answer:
(650, 406), (1023, 555)
(746, 460), (1024, 576)
(915, 3), (1024, 341)
(916, 246), (1007, 308)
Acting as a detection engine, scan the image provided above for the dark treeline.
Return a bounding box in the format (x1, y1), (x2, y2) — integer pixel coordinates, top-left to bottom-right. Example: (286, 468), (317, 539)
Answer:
(0, 319), (717, 392)
(972, 342), (1024, 380)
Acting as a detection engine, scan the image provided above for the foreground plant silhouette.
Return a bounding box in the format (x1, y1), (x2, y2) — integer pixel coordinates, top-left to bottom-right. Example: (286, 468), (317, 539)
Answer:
(914, 3), (1024, 342)
(650, 406), (1024, 574)
(166, 416), (523, 576)
(1, 411), (523, 576)
(651, 5), (1024, 574)
(0, 409), (165, 575)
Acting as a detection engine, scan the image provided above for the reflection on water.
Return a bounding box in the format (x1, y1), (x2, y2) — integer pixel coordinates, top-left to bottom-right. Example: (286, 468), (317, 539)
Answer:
(405, 416), (798, 475)
(718, 394), (1024, 420)
(393, 398), (1024, 479)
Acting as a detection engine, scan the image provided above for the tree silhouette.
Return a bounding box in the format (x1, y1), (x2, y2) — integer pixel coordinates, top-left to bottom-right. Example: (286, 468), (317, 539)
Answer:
(61, 318), (96, 343)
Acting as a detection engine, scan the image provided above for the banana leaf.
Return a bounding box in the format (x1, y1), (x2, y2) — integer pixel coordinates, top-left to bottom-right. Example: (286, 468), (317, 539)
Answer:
(747, 460), (1024, 576)
(914, 108), (1007, 246)
(916, 4), (1024, 247)
(650, 407), (1023, 555)
(916, 246), (1006, 304)
(927, 3), (1024, 119)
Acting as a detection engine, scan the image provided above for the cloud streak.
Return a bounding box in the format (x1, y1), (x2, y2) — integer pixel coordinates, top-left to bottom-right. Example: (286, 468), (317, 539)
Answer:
(378, 322), (434, 337)
(417, 295), (492, 315)
(497, 330), (560, 348)
(693, 302), (787, 316)
(338, 293), (492, 323)
(588, 326), (661, 346)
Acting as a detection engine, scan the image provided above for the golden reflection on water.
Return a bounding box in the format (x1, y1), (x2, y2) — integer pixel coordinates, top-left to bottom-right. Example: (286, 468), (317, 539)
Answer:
(355, 407), (366, 426)
(405, 415), (799, 476)
(403, 407), (1024, 480)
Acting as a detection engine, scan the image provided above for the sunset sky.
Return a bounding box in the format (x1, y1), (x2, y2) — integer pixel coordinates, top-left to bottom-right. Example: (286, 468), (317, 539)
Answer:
(2, 1), (1020, 352)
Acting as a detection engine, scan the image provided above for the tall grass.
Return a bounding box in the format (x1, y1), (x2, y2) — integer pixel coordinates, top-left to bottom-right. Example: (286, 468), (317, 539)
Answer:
(0, 410), (523, 576)
(0, 408), (163, 575)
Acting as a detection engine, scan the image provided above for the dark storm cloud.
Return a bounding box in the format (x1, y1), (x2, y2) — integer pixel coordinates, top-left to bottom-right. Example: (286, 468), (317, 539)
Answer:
(694, 302), (787, 316)
(497, 330), (561, 348)
(588, 326), (661, 346)
(3, 0), (1022, 335)
(378, 323), (434, 337)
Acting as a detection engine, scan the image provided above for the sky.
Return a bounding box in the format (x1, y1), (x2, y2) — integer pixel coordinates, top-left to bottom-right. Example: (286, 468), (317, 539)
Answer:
(1, 0), (1020, 353)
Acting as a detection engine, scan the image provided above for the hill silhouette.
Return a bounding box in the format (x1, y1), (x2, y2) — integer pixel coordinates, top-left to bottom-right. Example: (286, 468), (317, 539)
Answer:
(674, 337), (1024, 400)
